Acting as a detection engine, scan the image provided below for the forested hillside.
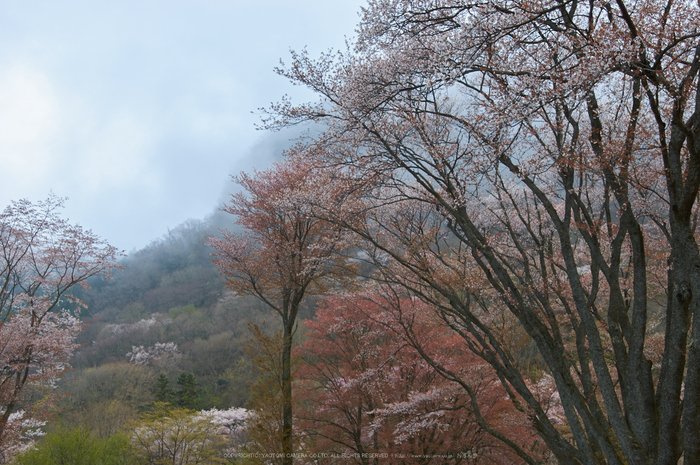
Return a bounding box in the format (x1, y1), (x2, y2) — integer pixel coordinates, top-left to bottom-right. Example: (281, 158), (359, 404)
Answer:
(56, 214), (276, 436)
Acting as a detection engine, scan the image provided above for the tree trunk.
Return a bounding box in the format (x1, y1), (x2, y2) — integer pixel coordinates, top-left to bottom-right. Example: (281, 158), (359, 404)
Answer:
(281, 324), (294, 465)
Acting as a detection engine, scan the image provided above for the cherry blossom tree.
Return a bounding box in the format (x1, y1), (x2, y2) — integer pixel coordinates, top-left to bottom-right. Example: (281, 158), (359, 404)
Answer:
(296, 291), (544, 464)
(127, 342), (182, 368)
(197, 407), (250, 458)
(0, 195), (120, 457)
(266, 0), (700, 462)
(131, 405), (249, 464)
(207, 154), (356, 464)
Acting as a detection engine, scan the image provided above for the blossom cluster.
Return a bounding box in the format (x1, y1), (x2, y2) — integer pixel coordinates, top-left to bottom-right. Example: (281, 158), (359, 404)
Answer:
(127, 342), (181, 367)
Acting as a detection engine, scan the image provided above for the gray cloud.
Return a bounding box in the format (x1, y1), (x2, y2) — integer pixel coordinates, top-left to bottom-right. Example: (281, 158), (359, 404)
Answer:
(0, 0), (362, 252)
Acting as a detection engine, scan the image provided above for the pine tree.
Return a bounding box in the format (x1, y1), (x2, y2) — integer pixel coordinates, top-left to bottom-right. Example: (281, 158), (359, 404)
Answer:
(176, 372), (200, 409)
(154, 374), (174, 404)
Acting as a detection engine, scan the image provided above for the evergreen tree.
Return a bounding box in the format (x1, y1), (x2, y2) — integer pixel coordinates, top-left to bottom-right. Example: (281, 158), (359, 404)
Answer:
(176, 372), (200, 409)
(154, 374), (174, 404)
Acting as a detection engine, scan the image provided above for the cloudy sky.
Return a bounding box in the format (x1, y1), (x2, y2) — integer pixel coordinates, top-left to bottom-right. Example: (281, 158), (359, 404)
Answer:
(0, 0), (363, 252)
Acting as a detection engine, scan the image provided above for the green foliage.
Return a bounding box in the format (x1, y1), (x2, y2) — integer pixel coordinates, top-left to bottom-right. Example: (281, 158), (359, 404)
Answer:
(176, 372), (201, 409)
(179, 331), (251, 408)
(169, 304), (199, 320)
(58, 362), (155, 437)
(14, 427), (135, 465)
(155, 374), (175, 404)
(167, 305), (210, 341)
